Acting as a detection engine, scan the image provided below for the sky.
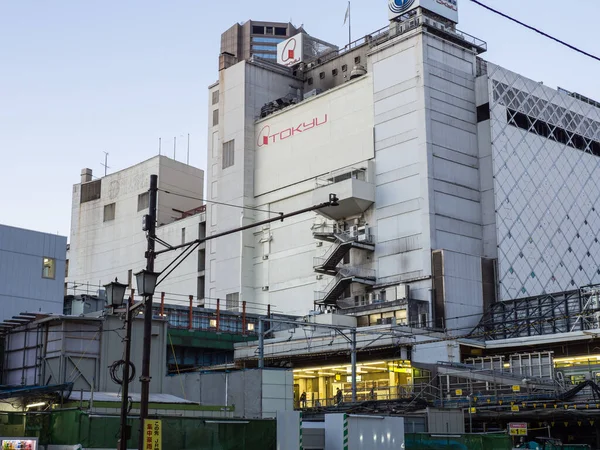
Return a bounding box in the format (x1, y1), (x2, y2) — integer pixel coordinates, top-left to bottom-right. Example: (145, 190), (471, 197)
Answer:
(0, 0), (598, 237)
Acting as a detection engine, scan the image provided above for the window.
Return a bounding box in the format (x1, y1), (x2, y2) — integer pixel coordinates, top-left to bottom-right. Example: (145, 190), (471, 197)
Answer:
(212, 90), (219, 105)
(42, 257), (56, 279)
(308, 77), (313, 86)
(65, 259), (69, 278)
(253, 53), (277, 60)
(332, 68), (339, 76)
(128, 269), (132, 288)
(226, 292), (240, 311)
(198, 249), (206, 272)
(319, 72), (325, 80)
(275, 27), (287, 36)
(252, 37), (285, 44)
(252, 25), (264, 34)
(198, 222), (206, 239)
(265, 26), (273, 35)
(222, 140), (235, 169)
(80, 179), (101, 203)
(103, 203), (116, 222)
(354, 56), (361, 64)
(342, 64), (348, 72)
(137, 192), (149, 212)
(197, 276), (205, 300)
(252, 45), (277, 51)
(213, 109), (219, 126)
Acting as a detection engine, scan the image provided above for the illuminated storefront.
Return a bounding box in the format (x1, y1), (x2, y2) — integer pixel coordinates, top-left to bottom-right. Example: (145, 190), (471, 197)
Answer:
(293, 360), (430, 408)
(555, 354), (600, 385)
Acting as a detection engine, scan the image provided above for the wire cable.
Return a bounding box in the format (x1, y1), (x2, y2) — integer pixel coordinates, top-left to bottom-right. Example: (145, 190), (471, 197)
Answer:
(158, 188), (282, 215)
(470, 0), (600, 63)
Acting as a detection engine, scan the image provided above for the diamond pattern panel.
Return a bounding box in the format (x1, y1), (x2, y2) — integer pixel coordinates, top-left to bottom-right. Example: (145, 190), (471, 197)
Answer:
(487, 65), (600, 301)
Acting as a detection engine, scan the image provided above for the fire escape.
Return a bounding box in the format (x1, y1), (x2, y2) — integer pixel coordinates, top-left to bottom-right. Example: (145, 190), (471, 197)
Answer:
(313, 226), (376, 307)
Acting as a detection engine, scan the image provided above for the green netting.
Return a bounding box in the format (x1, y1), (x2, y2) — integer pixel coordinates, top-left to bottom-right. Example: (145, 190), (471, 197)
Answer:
(1, 411), (276, 450)
(406, 433), (512, 450)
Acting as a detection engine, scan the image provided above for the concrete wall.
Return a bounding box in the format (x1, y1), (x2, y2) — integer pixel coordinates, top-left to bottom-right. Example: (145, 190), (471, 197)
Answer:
(163, 369), (293, 419)
(66, 156), (205, 303)
(0, 224), (66, 321)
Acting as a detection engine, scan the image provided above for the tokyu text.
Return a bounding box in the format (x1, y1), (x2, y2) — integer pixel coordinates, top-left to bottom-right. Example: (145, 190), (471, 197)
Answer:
(257, 114), (328, 147)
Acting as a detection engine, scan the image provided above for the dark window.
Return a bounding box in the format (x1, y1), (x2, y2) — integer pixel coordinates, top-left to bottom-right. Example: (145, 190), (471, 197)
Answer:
(342, 64), (348, 72)
(507, 108), (600, 157)
(128, 269), (132, 288)
(198, 249), (206, 272)
(354, 56), (361, 64)
(265, 26), (274, 35)
(80, 179), (101, 203)
(137, 192), (149, 212)
(226, 292), (240, 311)
(103, 203), (116, 222)
(308, 78), (313, 86)
(275, 27), (287, 36)
(319, 72), (325, 80)
(197, 276), (205, 300)
(222, 139), (235, 169)
(252, 26), (264, 34)
(477, 103), (490, 122)
(332, 68), (339, 76)
(213, 109), (219, 126)
(212, 90), (219, 105)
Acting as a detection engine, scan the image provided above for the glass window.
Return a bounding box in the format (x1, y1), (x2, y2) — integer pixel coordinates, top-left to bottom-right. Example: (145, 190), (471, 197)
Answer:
(42, 257), (56, 279)
(213, 109), (219, 126)
(252, 37), (285, 43)
(265, 26), (274, 35)
(252, 25), (264, 34)
(275, 27), (287, 36)
(252, 45), (276, 51)
(103, 203), (116, 222)
(254, 53), (277, 60)
(222, 139), (235, 169)
(137, 192), (149, 212)
(212, 90), (219, 105)
(332, 68), (339, 76)
(80, 179), (101, 203)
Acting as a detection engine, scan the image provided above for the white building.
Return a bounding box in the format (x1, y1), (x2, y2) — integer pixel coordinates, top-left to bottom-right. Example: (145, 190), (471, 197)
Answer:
(66, 156), (207, 304)
(206, 0), (600, 336)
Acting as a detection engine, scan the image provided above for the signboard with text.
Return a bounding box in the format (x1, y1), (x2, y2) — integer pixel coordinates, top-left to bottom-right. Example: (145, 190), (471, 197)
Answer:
(277, 34), (305, 67)
(509, 423), (528, 436)
(388, 0), (459, 24)
(143, 419), (162, 450)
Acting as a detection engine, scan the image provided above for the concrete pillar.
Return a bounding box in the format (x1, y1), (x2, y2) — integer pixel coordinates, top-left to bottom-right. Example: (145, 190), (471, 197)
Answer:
(389, 371), (397, 399)
(318, 376), (326, 405)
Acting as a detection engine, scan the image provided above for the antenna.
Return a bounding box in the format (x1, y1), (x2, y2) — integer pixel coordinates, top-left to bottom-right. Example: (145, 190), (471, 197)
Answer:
(173, 136), (177, 160)
(187, 133), (190, 165)
(159, 137), (162, 156)
(101, 151), (110, 176)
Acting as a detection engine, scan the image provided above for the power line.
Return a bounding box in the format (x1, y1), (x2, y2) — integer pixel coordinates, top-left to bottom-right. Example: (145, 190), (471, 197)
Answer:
(470, 0), (600, 63)
(158, 189), (282, 215)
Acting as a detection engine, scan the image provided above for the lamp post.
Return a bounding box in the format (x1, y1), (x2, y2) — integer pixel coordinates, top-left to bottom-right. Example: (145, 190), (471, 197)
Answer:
(104, 278), (129, 450)
(135, 268), (159, 450)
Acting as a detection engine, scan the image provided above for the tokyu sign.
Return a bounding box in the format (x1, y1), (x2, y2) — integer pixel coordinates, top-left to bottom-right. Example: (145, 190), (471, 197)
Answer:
(388, 0), (458, 24)
(277, 34), (304, 67)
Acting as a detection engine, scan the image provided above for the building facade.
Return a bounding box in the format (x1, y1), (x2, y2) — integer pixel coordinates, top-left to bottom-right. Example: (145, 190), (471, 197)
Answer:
(206, 4), (600, 334)
(220, 20), (300, 63)
(66, 156), (207, 304)
(0, 224), (67, 321)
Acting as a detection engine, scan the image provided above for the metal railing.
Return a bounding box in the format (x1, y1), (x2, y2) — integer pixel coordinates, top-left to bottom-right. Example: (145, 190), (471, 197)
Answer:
(315, 265), (377, 302)
(315, 167), (367, 188)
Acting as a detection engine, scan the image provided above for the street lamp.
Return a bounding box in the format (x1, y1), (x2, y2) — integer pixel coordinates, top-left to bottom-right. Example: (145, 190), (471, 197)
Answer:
(134, 270), (159, 297)
(104, 278), (128, 307)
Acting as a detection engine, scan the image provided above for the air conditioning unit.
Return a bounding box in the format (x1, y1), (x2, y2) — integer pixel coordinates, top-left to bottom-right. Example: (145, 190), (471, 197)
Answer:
(384, 287), (397, 302)
(357, 226), (369, 242)
(349, 225), (359, 237)
(397, 284), (409, 300)
(262, 286), (269, 291)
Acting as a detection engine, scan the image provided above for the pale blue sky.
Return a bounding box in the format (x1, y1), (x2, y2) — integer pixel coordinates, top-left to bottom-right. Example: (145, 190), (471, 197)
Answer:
(0, 0), (598, 236)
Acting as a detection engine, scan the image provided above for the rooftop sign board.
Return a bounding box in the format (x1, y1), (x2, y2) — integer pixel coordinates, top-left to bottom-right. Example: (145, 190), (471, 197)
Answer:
(277, 33), (304, 67)
(388, 0), (459, 24)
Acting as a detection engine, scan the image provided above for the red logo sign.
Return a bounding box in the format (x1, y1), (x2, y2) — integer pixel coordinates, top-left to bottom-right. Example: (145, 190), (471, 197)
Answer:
(280, 37), (300, 66)
(257, 115), (328, 147)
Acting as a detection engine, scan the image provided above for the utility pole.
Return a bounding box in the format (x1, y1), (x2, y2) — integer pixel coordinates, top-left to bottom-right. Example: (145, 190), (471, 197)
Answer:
(351, 328), (357, 402)
(118, 296), (133, 450)
(138, 175), (158, 450)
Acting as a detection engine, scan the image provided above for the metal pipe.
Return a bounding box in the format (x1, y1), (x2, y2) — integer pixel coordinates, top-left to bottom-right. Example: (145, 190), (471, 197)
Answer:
(160, 292), (165, 317)
(216, 299), (220, 332)
(188, 295), (193, 330)
(138, 174), (158, 450)
(242, 301), (247, 335)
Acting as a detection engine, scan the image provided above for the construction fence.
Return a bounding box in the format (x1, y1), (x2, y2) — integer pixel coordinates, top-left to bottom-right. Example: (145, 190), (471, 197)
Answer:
(1, 410), (276, 450)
